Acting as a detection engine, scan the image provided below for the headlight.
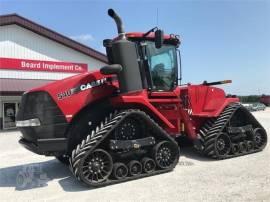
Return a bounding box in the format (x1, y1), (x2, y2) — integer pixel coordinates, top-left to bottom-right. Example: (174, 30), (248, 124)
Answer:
(16, 118), (41, 127)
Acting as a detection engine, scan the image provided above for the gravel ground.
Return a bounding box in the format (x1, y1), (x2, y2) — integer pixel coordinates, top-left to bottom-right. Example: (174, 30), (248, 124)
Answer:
(0, 108), (269, 202)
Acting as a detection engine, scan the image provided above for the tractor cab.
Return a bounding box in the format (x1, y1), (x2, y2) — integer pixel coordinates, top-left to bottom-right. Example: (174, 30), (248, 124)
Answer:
(127, 32), (180, 91)
(101, 9), (181, 93)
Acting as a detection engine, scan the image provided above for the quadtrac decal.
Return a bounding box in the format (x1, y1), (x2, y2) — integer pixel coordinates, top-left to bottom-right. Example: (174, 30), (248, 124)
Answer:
(57, 78), (107, 100)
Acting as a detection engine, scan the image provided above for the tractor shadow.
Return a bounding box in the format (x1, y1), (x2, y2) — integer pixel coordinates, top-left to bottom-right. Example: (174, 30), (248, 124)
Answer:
(0, 144), (214, 192)
(179, 146), (215, 162)
(0, 158), (148, 192)
(176, 137), (215, 162)
(0, 159), (91, 192)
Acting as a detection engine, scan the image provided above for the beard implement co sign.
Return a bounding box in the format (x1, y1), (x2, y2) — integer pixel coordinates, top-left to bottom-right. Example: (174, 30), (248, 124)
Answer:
(0, 57), (88, 73)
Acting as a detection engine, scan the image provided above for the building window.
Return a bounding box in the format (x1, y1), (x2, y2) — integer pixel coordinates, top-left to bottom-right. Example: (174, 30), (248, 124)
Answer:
(2, 102), (20, 129)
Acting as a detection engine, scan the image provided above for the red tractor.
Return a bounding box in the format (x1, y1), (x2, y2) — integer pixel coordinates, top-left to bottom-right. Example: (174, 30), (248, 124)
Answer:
(16, 9), (267, 187)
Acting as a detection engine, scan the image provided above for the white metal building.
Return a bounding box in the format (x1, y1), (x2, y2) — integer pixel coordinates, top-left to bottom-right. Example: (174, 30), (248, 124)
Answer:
(0, 14), (107, 129)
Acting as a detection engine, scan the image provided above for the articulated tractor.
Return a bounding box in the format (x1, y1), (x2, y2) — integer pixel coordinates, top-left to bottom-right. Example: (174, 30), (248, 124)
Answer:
(16, 9), (267, 186)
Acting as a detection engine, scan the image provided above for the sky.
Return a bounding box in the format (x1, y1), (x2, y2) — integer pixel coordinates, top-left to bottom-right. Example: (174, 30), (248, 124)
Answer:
(1, 0), (270, 95)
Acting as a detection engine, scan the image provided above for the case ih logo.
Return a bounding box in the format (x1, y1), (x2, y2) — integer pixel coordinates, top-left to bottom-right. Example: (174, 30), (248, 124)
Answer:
(57, 78), (107, 100)
(80, 78), (107, 91)
(0, 57), (88, 73)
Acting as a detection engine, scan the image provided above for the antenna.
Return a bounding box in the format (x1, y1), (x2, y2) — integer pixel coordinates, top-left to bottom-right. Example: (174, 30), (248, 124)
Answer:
(156, 8), (159, 26)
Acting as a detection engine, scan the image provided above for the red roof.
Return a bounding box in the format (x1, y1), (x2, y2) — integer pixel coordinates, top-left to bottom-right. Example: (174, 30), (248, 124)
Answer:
(126, 32), (177, 40)
(126, 32), (181, 45)
(0, 14), (108, 63)
(0, 78), (54, 94)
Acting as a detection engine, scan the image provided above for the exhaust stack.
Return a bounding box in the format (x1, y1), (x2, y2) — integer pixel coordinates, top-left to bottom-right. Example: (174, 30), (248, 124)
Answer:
(105, 8), (143, 93)
(108, 9), (125, 38)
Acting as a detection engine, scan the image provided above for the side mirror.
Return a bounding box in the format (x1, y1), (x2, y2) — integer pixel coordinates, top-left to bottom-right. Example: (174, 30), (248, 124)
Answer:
(100, 64), (122, 75)
(155, 29), (164, 49)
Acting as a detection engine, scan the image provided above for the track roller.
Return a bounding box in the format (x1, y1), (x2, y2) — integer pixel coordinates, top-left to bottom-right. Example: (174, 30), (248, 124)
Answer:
(231, 144), (240, 154)
(239, 142), (247, 153)
(141, 157), (156, 173)
(128, 160), (142, 176)
(112, 162), (128, 180)
(246, 141), (254, 152)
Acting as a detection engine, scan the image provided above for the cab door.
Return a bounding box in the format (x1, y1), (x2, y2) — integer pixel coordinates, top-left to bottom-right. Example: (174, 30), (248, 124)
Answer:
(145, 42), (181, 134)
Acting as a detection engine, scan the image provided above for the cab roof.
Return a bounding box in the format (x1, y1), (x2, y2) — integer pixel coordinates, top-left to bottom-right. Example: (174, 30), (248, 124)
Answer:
(126, 32), (181, 46)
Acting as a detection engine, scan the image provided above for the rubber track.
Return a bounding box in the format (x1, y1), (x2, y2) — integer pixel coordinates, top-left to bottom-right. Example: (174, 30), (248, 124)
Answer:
(198, 103), (267, 159)
(69, 109), (180, 186)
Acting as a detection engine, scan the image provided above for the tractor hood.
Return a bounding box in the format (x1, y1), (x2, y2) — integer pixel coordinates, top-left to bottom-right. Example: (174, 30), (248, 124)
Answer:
(26, 70), (118, 122)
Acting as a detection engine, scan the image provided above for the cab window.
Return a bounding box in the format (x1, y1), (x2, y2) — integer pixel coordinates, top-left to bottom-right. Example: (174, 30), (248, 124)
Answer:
(146, 42), (177, 91)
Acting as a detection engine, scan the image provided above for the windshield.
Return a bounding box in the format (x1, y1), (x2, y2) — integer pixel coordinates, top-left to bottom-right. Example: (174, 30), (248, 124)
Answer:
(146, 42), (177, 91)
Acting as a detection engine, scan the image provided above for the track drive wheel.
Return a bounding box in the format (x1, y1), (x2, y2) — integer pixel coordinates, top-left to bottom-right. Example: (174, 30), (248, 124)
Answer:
(253, 128), (267, 149)
(114, 117), (145, 140)
(153, 141), (179, 169)
(141, 157), (156, 173)
(113, 162), (128, 180)
(214, 133), (231, 158)
(78, 149), (113, 186)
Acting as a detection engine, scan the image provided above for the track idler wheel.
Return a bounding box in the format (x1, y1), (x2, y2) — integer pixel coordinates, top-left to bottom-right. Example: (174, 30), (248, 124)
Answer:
(153, 141), (178, 169)
(128, 160), (142, 176)
(141, 157), (156, 173)
(253, 128), (267, 149)
(214, 133), (231, 157)
(113, 162), (128, 180)
(79, 149), (113, 186)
